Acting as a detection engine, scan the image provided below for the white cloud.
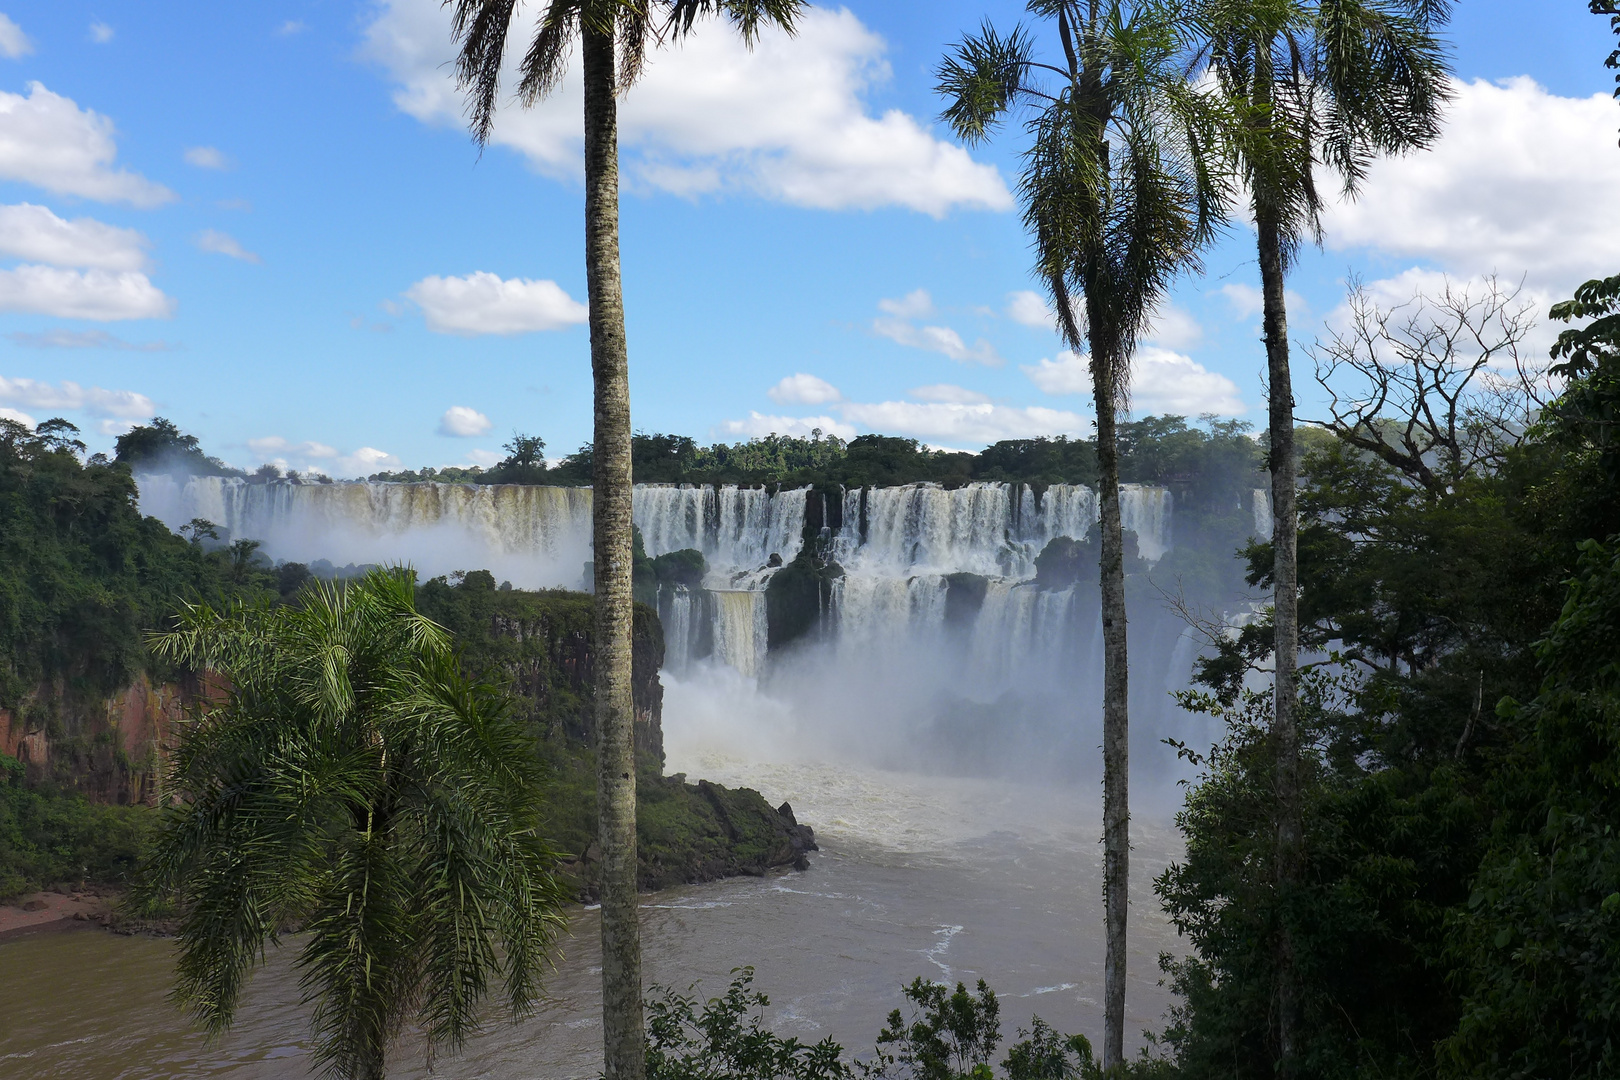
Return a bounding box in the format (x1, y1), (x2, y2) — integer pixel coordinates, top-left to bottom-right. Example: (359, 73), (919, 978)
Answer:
(278, 20), (307, 36)
(1131, 347), (1247, 415)
(873, 315), (1002, 366)
(720, 412), (857, 440)
(1217, 282), (1309, 321)
(0, 83), (174, 206)
(1021, 347), (1246, 416)
(405, 271), (589, 336)
(1218, 283), (1264, 320)
(195, 229), (260, 263)
(184, 146), (230, 170)
(0, 406), (35, 426)
(0, 265), (173, 320)
(465, 447), (503, 467)
(1022, 350), (1092, 396)
(1145, 304), (1204, 350)
(96, 418), (136, 437)
(6, 327), (172, 351)
(90, 22), (113, 44)
(1324, 77), (1620, 291)
(438, 405), (492, 437)
(838, 400), (1090, 444)
(0, 14), (32, 58)
(0, 375), (155, 418)
(0, 203), (150, 270)
(768, 373), (843, 405)
(878, 288), (935, 319)
(872, 290), (1001, 366)
(247, 435), (400, 478)
(909, 383), (990, 404)
(1005, 290), (1052, 329)
(361, 1), (1011, 217)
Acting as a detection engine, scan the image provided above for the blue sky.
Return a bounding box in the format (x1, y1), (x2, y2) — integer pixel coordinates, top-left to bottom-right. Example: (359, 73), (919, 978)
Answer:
(0, 1), (1616, 475)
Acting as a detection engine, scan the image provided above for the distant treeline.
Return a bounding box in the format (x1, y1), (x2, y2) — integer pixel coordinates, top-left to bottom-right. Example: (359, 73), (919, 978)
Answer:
(368, 416), (1269, 498)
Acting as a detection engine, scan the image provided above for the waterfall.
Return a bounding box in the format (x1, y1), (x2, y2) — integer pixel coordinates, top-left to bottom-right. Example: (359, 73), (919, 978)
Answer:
(1251, 487), (1272, 538)
(133, 474), (1178, 682)
(1119, 484), (1173, 562)
(634, 484), (809, 573)
(135, 475), (811, 587)
(712, 591), (767, 678)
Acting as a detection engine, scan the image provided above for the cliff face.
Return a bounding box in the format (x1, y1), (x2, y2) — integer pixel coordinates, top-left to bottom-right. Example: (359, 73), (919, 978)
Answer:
(415, 574), (666, 762)
(0, 674), (222, 806)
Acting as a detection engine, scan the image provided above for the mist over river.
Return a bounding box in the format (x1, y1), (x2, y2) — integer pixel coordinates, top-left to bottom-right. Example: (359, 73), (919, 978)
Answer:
(0, 666), (1187, 1079)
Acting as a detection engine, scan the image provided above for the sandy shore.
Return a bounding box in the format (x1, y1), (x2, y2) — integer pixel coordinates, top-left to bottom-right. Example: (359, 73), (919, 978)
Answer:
(0, 891), (114, 941)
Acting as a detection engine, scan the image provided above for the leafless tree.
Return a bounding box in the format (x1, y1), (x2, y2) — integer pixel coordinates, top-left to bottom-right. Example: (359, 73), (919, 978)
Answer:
(1310, 276), (1555, 494)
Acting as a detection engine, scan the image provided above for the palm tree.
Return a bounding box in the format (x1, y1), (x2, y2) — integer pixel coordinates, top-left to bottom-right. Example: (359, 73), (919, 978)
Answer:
(444, 5), (803, 1078)
(142, 569), (568, 1080)
(1193, 2), (1449, 1067)
(937, 2), (1226, 1067)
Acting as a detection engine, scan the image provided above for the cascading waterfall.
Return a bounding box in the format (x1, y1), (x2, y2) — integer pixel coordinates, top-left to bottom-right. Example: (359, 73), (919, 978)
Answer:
(134, 474), (1176, 688)
(712, 591), (768, 678)
(1252, 487), (1272, 539)
(634, 484), (808, 569)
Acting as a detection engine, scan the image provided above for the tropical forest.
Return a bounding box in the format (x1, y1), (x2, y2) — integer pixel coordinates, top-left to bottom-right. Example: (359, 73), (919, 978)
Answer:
(2, 2), (1618, 1080)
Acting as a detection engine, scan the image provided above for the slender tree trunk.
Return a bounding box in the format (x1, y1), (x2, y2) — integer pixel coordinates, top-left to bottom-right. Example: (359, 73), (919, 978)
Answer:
(1091, 330), (1131, 1073)
(583, 25), (644, 1080)
(1257, 211), (1302, 1077)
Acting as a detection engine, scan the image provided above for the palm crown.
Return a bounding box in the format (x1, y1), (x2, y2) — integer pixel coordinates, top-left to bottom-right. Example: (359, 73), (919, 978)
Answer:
(938, 0), (1229, 385)
(449, 0), (804, 144)
(143, 569), (567, 1080)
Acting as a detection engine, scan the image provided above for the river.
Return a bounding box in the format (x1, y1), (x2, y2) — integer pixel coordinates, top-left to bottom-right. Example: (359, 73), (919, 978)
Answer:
(0, 670), (1190, 1078)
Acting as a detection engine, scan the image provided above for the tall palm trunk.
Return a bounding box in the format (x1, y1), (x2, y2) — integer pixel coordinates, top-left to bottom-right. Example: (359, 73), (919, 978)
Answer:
(1090, 317), (1131, 1073)
(582, 24), (644, 1080)
(1257, 209), (1301, 1076)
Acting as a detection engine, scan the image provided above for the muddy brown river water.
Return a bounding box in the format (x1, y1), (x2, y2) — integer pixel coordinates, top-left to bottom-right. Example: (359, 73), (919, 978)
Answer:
(0, 676), (1189, 1079)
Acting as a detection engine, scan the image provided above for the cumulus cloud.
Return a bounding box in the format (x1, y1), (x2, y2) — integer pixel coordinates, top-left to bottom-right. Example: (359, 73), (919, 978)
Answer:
(405, 271), (589, 336)
(909, 383), (990, 404)
(361, 1), (1011, 217)
(438, 405), (492, 437)
(1022, 347), (1246, 416)
(247, 435), (402, 478)
(90, 22), (113, 44)
(721, 411), (857, 440)
(879, 289), (936, 319)
(195, 229), (260, 263)
(1005, 290), (1052, 329)
(0, 83), (174, 206)
(0, 203), (150, 270)
(1217, 282), (1308, 321)
(0, 265), (174, 320)
(0, 374), (155, 418)
(1145, 304), (1204, 350)
(838, 399), (1089, 444)
(728, 382), (1091, 447)
(872, 289), (1001, 366)
(6, 328), (173, 351)
(465, 447), (503, 467)
(0, 406), (35, 426)
(767, 373), (843, 405)
(0, 14), (32, 58)
(1324, 77), (1620, 290)
(184, 146), (230, 170)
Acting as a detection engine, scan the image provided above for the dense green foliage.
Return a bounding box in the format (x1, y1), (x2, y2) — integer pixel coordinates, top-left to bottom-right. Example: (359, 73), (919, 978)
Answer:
(0, 418), (281, 714)
(143, 569), (570, 1080)
(644, 971), (1136, 1080)
(415, 570), (816, 893)
(0, 752), (152, 901)
(342, 417), (1260, 495)
(1153, 274), (1620, 1079)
